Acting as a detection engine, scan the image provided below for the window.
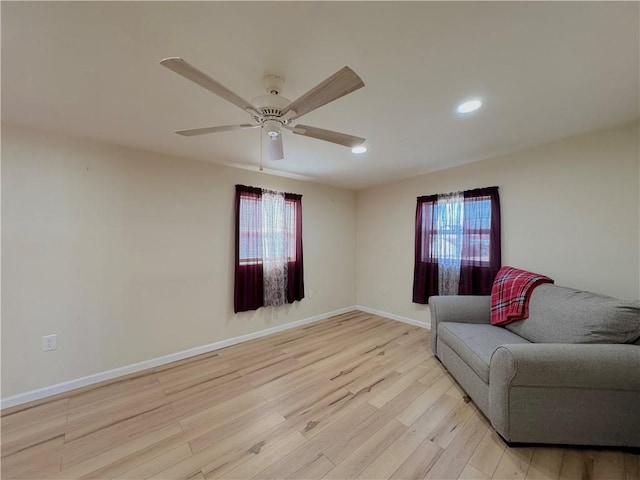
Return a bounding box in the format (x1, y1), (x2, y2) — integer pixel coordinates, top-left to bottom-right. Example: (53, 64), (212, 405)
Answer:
(234, 185), (304, 313)
(413, 187), (501, 303)
(462, 197), (493, 264)
(238, 196), (298, 265)
(419, 197), (492, 264)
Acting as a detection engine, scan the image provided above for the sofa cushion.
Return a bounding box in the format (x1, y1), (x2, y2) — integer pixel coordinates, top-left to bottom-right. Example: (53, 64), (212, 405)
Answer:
(437, 322), (530, 383)
(505, 284), (640, 344)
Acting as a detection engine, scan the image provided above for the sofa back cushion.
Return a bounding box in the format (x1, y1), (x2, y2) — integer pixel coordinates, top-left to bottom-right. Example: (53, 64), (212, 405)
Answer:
(505, 284), (640, 344)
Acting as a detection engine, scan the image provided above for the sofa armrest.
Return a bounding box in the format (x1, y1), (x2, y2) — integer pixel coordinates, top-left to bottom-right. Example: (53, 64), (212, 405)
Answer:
(489, 343), (640, 445)
(429, 295), (491, 356)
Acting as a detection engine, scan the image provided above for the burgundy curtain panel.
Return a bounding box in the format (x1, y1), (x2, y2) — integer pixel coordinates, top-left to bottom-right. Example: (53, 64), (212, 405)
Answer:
(234, 185), (304, 313)
(412, 194), (439, 304)
(234, 185), (264, 313)
(285, 193), (305, 303)
(412, 186), (501, 304)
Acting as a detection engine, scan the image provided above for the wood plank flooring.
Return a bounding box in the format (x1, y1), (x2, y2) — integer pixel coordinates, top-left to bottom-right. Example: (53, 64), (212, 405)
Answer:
(1, 311), (638, 479)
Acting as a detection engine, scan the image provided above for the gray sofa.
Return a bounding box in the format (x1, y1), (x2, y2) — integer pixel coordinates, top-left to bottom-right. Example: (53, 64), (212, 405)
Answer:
(429, 283), (640, 448)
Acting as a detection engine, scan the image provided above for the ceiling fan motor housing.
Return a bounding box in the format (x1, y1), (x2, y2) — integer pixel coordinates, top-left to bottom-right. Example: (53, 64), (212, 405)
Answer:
(251, 91), (292, 130)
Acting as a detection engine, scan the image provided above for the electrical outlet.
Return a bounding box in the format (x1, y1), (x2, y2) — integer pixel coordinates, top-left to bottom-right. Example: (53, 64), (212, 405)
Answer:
(42, 334), (57, 351)
(380, 286), (388, 295)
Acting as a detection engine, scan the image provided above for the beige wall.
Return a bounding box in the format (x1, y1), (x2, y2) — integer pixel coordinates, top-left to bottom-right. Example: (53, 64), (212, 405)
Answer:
(1, 124), (357, 398)
(356, 122), (640, 325)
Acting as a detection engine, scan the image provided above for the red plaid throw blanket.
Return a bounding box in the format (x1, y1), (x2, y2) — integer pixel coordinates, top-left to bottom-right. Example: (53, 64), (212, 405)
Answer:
(490, 266), (554, 326)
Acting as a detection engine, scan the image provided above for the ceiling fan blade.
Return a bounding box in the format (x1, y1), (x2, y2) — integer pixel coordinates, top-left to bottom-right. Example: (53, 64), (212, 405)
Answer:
(174, 124), (259, 137)
(280, 67), (364, 120)
(160, 57), (257, 114)
(266, 134), (285, 161)
(293, 124), (365, 148)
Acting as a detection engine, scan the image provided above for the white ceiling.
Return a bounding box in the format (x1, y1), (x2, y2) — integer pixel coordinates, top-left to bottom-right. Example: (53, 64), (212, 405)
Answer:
(2, 2), (639, 190)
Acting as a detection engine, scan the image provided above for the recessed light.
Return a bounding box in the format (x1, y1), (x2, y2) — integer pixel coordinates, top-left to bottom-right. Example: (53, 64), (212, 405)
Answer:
(457, 99), (482, 114)
(352, 145), (367, 154)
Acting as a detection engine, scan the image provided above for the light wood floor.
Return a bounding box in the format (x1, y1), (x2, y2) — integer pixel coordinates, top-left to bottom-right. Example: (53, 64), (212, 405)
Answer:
(1, 311), (638, 480)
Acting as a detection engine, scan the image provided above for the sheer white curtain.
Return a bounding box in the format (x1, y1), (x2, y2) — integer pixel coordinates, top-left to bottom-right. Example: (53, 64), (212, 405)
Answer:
(435, 191), (464, 295)
(261, 190), (288, 306)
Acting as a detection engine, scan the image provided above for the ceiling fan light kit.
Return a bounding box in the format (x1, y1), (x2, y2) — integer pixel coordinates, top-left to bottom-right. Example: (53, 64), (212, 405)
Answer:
(160, 57), (366, 163)
(263, 120), (281, 138)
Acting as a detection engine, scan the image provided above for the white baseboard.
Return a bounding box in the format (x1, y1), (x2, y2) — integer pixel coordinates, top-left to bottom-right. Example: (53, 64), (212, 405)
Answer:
(1, 306), (356, 410)
(356, 305), (431, 330)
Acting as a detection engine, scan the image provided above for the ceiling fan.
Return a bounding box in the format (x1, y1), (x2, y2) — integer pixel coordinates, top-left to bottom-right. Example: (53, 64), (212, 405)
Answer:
(160, 57), (366, 162)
